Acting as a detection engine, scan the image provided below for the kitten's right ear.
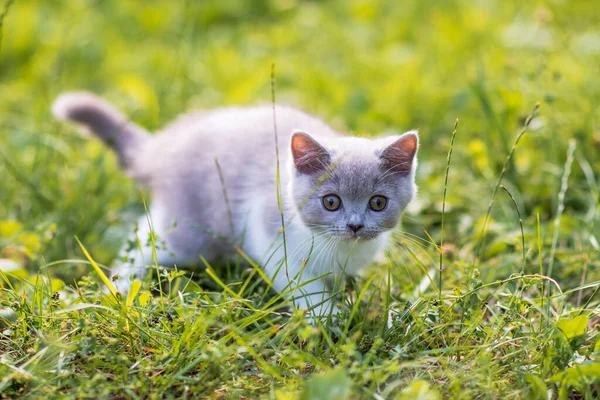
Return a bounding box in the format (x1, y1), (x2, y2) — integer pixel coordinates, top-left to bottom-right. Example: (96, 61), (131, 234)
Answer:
(379, 130), (419, 176)
(291, 131), (331, 174)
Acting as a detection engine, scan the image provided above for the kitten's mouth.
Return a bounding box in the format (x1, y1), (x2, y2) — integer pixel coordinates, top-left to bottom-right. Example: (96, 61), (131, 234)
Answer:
(342, 231), (379, 241)
(315, 228), (380, 241)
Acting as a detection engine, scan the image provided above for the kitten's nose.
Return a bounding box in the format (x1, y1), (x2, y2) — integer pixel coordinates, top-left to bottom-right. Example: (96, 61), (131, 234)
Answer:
(347, 223), (364, 233)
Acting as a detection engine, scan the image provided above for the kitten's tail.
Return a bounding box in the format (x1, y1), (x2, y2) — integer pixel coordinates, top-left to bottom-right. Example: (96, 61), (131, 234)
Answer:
(52, 92), (151, 168)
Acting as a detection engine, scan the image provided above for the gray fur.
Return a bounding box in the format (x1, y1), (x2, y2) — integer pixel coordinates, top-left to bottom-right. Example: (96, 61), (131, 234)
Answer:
(53, 92), (150, 168)
(53, 92), (419, 318)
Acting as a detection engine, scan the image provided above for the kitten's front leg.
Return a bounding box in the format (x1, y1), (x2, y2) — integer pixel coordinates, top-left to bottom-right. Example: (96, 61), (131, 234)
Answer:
(266, 260), (340, 321)
(110, 235), (156, 294)
(110, 214), (179, 294)
(290, 277), (339, 320)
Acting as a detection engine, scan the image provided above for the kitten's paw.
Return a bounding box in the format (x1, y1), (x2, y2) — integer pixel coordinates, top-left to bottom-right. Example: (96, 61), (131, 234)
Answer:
(387, 308), (394, 329)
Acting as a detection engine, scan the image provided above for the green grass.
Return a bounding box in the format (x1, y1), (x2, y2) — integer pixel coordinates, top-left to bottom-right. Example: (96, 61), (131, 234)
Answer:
(1, 0), (600, 398)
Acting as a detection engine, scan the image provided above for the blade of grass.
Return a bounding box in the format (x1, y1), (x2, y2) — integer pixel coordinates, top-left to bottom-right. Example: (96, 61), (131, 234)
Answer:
(126, 280), (142, 307)
(344, 274), (376, 335)
(500, 185), (526, 270)
(440, 118), (458, 299)
(75, 236), (118, 298)
(537, 212), (544, 329)
(141, 197), (165, 301)
(474, 103), (539, 260)
(403, 244), (439, 295)
(270, 63), (289, 279)
(546, 139), (576, 315)
(214, 157), (236, 239)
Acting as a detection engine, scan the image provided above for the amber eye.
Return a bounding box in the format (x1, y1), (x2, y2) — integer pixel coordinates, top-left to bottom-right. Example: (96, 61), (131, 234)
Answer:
(369, 195), (387, 211)
(322, 194), (342, 211)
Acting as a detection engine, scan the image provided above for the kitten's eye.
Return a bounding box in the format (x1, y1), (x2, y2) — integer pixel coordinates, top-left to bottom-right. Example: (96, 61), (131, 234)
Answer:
(322, 194), (342, 211)
(369, 195), (387, 211)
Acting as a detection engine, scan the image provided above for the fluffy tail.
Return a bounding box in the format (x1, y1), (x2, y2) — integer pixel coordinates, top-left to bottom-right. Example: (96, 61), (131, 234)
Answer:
(52, 92), (151, 168)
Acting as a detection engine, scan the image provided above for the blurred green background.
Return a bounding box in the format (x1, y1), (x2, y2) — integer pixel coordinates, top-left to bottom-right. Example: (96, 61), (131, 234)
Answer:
(1, 0), (599, 286)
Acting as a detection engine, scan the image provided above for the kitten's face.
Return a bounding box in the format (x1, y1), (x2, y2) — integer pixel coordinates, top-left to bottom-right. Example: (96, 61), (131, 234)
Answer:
(289, 131), (418, 241)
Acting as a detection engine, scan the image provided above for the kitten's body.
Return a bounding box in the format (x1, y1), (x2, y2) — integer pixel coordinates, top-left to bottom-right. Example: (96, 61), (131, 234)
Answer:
(53, 93), (418, 317)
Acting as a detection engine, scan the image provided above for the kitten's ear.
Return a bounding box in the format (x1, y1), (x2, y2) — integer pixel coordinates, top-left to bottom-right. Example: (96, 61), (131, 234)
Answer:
(379, 130), (419, 176)
(291, 131), (331, 174)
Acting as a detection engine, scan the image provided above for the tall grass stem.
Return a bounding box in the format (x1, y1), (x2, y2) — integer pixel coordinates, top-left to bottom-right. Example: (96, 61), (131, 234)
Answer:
(500, 185), (526, 270)
(546, 139), (576, 313)
(474, 103), (539, 260)
(440, 119), (458, 298)
(270, 63), (289, 278)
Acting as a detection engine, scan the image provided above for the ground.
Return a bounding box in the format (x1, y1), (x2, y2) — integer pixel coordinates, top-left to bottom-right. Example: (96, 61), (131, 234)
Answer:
(1, 0), (599, 398)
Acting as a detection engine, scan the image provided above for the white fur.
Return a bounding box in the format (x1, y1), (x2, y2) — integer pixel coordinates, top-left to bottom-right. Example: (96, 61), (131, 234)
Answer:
(52, 93), (418, 320)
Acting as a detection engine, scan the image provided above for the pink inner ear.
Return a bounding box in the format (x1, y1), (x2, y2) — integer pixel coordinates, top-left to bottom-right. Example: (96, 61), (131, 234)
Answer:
(380, 134), (418, 175)
(291, 132), (331, 174)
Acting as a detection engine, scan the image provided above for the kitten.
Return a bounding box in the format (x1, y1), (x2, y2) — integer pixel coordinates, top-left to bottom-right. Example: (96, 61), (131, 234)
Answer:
(52, 92), (418, 318)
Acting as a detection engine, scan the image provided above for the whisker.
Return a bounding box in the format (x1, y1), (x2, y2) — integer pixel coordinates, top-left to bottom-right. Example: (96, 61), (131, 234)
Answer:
(287, 231), (330, 263)
(394, 230), (434, 247)
(310, 236), (338, 276)
(389, 237), (439, 269)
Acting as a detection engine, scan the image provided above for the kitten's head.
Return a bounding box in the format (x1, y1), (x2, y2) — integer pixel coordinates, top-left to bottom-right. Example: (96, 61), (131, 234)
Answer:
(289, 130), (418, 241)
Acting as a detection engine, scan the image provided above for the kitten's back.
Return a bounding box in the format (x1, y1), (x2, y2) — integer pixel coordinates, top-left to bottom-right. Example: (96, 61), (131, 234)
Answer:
(133, 105), (339, 186)
(52, 93), (339, 188)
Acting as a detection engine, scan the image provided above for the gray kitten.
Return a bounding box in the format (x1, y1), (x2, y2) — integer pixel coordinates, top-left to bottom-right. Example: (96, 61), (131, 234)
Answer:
(52, 92), (418, 318)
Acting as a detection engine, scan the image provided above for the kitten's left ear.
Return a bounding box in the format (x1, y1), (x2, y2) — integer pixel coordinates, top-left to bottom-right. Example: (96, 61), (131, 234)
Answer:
(379, 130), (419, 176)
